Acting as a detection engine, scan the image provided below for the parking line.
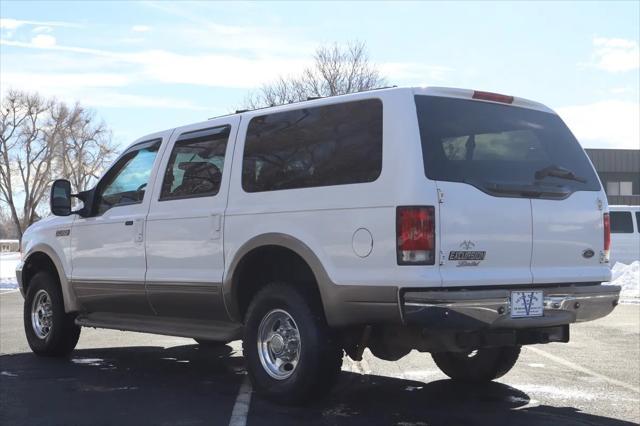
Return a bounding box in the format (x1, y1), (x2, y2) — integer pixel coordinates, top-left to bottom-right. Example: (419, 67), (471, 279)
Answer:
(0, 289), (19, 295)
(528, 346), (640, 394)
(228, 376), (252, 426)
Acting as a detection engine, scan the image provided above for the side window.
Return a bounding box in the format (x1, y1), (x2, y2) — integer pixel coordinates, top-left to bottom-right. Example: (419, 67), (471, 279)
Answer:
(636, 212), (640, 234)
(610, 211), (634, 234)
(160, 125), (230, 201)
(242, 99), (383, 192)
(96, 141), (160, 214)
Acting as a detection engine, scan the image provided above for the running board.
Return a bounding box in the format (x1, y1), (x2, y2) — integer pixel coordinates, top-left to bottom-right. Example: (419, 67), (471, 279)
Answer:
(75, 312), (243, 341)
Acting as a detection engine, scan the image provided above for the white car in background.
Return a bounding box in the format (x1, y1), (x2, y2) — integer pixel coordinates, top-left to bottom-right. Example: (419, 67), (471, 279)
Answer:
(609, 205), (640, 265)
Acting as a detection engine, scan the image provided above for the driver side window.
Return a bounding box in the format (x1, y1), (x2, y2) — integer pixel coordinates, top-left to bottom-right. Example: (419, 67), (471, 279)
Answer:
(97, 141), (160, 215)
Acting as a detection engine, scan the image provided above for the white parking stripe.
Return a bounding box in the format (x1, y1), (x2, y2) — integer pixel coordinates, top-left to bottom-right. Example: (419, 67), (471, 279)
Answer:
(0, 289), (19, 295)
(228, 376), (252, 426)
(528, 346), (640, 394)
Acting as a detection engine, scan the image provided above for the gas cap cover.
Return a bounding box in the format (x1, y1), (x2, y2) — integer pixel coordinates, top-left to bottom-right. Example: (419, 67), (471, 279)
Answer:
(352, 228), (373, 258)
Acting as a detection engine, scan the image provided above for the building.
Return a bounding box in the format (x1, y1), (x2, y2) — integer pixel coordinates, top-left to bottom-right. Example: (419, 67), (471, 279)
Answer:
(585, 149), (640, 206)
(0, 239), (19, 253)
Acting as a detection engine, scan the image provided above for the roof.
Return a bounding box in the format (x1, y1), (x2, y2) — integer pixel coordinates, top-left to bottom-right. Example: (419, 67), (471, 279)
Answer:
(124, 86), (556, 152)
(585, 149), (640, 173)
(609, 205), (640, 211)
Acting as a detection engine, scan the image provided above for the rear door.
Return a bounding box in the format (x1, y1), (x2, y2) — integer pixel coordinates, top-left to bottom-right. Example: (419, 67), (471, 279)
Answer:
(144, 116), (239, 320)
(435, 182), (533, 287)
(531, 193), (606, 283)
(415, 94), (604, 287)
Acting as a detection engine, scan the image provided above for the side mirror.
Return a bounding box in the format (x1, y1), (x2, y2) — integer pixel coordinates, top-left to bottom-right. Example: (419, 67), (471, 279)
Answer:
(50, 179), (72, 216)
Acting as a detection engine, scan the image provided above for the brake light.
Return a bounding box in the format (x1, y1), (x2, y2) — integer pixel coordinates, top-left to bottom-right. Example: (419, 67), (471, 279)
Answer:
(397, 206), (435, 265)
(603, 213), (611, 262)
(472, 90), (514, 104)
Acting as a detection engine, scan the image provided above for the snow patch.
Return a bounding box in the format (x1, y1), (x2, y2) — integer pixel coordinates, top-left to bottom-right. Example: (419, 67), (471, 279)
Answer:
(0, 252), (20, 290)
(514, 384), (597, 401)
(71, 358), (106, 367)
(80, 385), (138, 392)
(604, 261), (640, 303)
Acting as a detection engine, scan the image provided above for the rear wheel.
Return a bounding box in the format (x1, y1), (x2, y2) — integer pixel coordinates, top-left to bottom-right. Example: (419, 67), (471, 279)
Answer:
(431, 346), (521, 382)
(243, 282), (343, 405)
(23, 271), (80, 356)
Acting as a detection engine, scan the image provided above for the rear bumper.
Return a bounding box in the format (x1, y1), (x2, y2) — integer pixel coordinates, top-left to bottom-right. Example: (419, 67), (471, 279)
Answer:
(402, 284), (620, 330)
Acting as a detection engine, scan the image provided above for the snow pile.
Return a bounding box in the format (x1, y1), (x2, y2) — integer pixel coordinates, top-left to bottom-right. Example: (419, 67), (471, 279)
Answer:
(605, 261), (640, 303)
(0, 252), (20, 290)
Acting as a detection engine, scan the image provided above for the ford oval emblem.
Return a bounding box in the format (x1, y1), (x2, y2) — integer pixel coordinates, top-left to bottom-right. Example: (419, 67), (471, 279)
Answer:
(582, 249), (595, 259)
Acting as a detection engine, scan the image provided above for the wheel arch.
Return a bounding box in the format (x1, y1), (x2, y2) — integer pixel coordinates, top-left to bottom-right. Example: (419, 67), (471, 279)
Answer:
(223, 233), (334, 324)
(21, 245), (80, 313)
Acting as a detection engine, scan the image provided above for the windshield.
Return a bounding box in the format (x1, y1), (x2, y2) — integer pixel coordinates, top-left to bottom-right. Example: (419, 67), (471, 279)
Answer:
(415, 96), (600, 196)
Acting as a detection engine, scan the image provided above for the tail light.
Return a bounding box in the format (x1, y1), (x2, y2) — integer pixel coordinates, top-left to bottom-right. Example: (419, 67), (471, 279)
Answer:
(603, 212), (611, 262)
(397, 206), (435, 265)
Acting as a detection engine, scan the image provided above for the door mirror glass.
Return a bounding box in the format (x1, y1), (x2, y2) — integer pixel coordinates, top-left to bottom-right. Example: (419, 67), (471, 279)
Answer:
(50, 179), (72, 216)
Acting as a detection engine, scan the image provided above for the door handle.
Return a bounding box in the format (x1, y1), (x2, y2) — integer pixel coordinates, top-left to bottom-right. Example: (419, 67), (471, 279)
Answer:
(125, 220), (134, 226)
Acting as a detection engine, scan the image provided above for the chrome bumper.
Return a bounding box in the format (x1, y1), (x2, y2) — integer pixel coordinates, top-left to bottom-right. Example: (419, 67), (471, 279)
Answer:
(402, 284), (621, 330)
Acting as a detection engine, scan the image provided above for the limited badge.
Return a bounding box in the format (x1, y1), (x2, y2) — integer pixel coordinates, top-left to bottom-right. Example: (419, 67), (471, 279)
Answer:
(56, 229), (70, 237)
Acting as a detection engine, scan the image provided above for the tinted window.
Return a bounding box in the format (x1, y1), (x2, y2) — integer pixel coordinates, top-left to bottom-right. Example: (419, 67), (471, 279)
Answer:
(636, 212), (640, 233)
(160, 126), (230, 201)
(242, 99), (382, 192)
(97, 141), (160, 214)
(415, 96), (600, 198)
(610, 211), (634, 233)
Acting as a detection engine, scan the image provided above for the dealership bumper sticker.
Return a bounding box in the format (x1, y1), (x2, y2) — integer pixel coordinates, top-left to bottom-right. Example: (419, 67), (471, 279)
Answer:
(510, 291), (544, 318)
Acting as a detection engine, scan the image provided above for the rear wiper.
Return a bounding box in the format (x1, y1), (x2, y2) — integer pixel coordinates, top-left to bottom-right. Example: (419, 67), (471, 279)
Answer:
(534, 165), (586, 183)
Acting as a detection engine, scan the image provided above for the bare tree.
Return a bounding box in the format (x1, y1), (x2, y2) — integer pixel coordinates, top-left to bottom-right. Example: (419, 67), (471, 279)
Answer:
(0, 90), (54, 239)
(51, 102), (116, 192)
(244, 41), (387, 109)
(0, 90), (115, 239)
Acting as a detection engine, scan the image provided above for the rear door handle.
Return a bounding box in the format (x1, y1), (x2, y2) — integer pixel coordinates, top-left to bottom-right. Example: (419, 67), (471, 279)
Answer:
(125, 220), (134, 226)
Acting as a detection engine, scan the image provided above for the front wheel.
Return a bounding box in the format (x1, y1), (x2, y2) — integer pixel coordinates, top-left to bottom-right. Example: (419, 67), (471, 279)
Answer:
(431, 346), (521, 382)
(243, 283), (343, 405)
(23, 271), (80, 356)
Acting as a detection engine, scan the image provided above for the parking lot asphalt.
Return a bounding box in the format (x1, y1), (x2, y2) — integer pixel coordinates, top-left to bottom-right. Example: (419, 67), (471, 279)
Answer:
(1, 290), (639, 426)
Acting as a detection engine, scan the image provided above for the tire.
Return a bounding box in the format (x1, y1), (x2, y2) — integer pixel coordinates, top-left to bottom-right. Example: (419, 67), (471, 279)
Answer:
(243, 282), (343, 405)
(23, 271), (80, 357)
(431, 346), (521, 382)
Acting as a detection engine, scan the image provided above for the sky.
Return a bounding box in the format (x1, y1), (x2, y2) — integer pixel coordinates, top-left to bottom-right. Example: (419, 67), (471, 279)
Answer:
(1, 1), (639, 150)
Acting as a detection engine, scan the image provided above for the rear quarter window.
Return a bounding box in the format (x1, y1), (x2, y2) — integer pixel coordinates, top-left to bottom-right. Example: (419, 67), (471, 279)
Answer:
(242, 99), (383, 192)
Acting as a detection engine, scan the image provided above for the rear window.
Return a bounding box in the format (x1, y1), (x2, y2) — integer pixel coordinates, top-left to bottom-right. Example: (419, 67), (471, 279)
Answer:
(242, 99), (382, 192)
(415, 96), (600, 198)
(610, 211), (634, 233)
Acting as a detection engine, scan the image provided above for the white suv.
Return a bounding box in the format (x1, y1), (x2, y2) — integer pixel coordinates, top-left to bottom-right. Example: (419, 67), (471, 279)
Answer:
(17, 87), (620, 404)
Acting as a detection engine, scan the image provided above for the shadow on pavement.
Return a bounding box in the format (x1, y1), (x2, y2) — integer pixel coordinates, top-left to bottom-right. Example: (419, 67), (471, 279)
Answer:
(0, 344), (243, 426)
(0, 344), (635, 426)
(255, 373), (637, 426)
